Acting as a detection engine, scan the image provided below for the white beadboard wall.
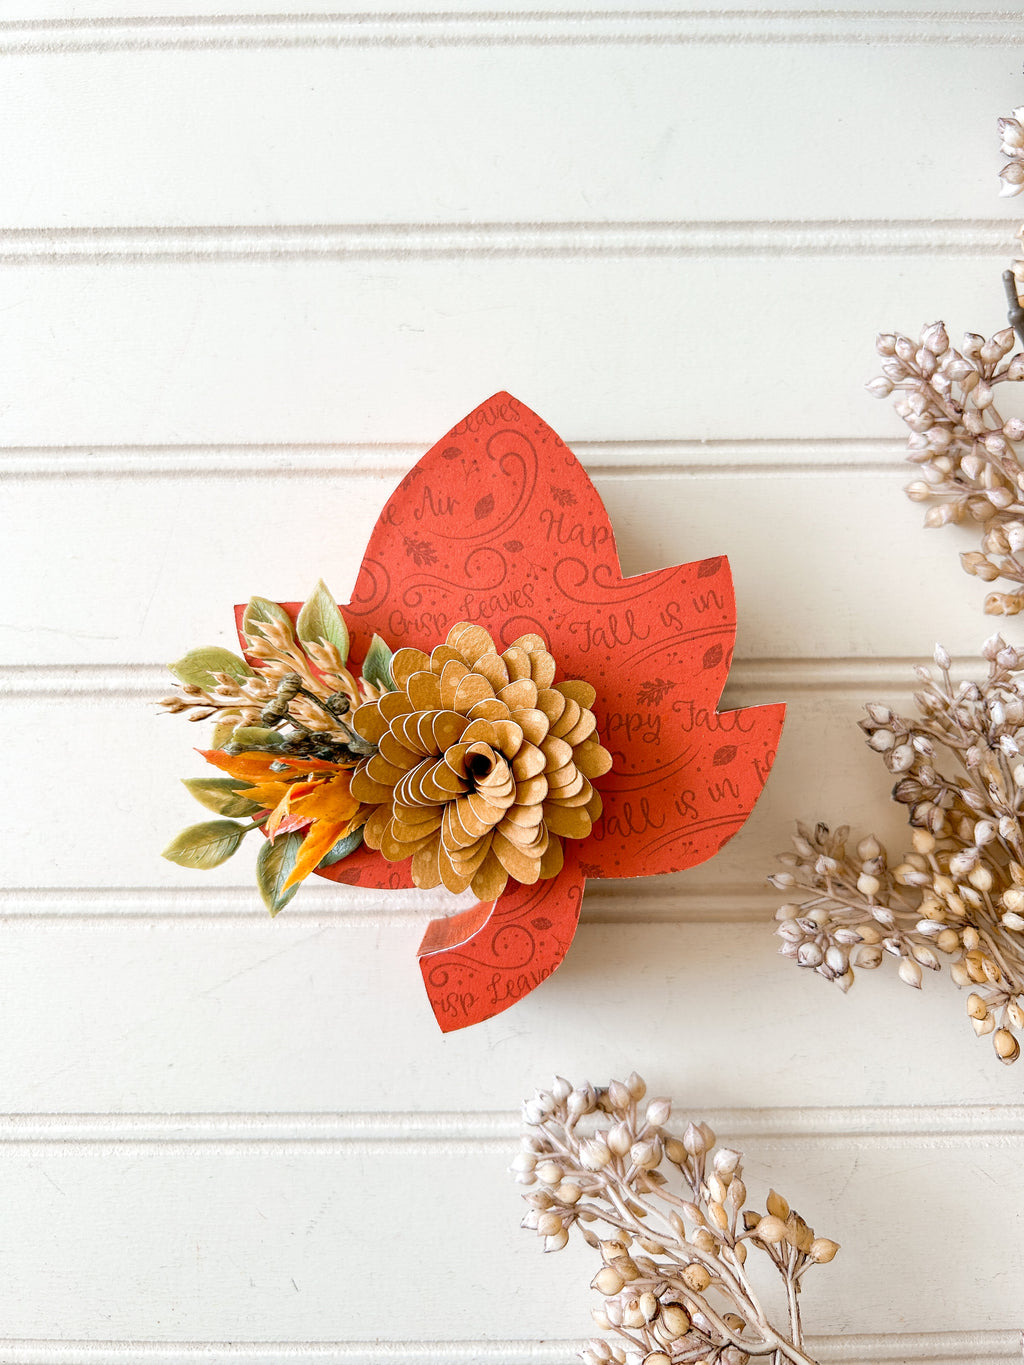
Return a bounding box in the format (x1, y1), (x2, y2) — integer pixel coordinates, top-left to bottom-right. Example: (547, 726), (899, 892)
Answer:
(2, 8), (1024, 1363)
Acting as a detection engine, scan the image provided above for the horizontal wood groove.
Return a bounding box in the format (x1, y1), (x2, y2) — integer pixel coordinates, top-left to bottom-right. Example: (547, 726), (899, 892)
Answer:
(3, 11), (1024, 54)
(0, 1105), (1017, 1147)
(0, 437), (908, 478)
(0, 221), (1014, 264)
(0, 656), (966, 702)
(0, 883), (777, 924)
(0, 1336), (1016, 1365)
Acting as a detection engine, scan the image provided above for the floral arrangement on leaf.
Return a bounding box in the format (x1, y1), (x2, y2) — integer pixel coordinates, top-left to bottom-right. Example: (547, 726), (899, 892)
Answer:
(514, 1073), (837, 1365)
(773, 113), (1024, 1065)
(161, 394), (784, 1031)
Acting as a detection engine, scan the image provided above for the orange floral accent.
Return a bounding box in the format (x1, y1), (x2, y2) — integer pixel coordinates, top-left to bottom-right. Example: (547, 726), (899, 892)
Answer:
(198, 749), (363, 890)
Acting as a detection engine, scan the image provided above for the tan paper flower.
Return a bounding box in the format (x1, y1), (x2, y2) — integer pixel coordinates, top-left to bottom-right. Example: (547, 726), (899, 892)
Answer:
(349, 622), (612, 900)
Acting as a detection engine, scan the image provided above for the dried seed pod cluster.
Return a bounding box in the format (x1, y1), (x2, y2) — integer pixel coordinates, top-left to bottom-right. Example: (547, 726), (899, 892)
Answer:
(514, 1073), (837, 1365)
(998, 106), (1024, 198)
(867, 322), (1024, 614)
(772, 638), (1024, 1066)
(351, 621), (611, 900)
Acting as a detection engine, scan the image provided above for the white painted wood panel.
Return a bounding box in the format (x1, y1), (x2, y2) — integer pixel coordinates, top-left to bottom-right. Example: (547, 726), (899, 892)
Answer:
(0, 1136), (1015, 1343)
(0, 41), (1019, 226)
(0, 920), (1017, 1113)
(2, 255), (1022, 447)
(2, 5), (1022, 1361)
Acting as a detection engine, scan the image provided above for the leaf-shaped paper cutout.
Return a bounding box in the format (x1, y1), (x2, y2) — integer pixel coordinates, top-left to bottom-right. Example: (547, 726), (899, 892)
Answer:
(256, 831), (302, 915)
(296, 578), (349, 663)
(362, 633), (397, 692)
(168, 647), (253, 689)
(182, 777), (264, 818)
(162, 820), (249, 869)
(233, 392), (786, 1029)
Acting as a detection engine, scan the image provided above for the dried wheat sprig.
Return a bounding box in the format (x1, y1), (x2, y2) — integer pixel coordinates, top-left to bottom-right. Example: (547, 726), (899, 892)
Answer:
(771, 637), (1024, 1067)
(514, 1073), (838, 1365)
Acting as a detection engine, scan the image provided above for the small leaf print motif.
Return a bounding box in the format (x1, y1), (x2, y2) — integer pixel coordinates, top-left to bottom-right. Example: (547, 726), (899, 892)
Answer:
(636, 678), (676, 707)
(441, 446), (461, 460)
(713, 744), (738, 766)
(698, 557), (723, 578)
(475, 493), (495, 519)
(504, 539), (524, 553)
(550, 485), (577, 507)
(403, 535), (439, 567)
(531, 917), (553, 931)
(703, 644), (724, 669)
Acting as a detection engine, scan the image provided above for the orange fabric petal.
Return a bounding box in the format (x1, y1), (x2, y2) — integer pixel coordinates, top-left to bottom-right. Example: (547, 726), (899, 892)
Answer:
(282, 817), (355, 891)
(288, 772), (360, 825)
(199, 749), (353, 780)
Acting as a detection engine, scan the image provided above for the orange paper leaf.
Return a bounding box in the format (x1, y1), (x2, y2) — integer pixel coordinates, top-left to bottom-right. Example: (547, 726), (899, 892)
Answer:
(236, 394), (785, 1030)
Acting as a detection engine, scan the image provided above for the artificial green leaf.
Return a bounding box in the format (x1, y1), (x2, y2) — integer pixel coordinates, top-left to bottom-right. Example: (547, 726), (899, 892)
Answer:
(256, 832), (303, 915)
(210, 719), (238, 750)
(182, 777), (264, 818)
(361, 633), (397, 692)
(296, 579), (349, 663)
(242, 595), (296, 645)
(318, 825), (365, 867)
(161, 819), (251, 869)
(231, 726), (285, 748)
(168, 647), (253, 689)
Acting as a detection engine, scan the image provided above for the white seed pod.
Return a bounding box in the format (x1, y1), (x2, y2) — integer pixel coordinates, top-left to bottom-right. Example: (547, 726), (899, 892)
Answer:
(592, 1266), (624, 1295)
(638, 1291), (658, 1323)
(911, 943), (940, 971)
(898, 957), (923, 990)
(994, 1028), (1020, 1064)
(544, 1228), (569, 1252)
(660, 1303), (692, 1338)
(681, 1262), (712, 1292)
(536, 1160), (562, 1186)
(606, 1079), (632, 1112)
(712, 1147), (741, 1178)
(755, 1214), (788, 1243)
(797, 942), (823, 968)
(809, 1237), (840, 1263)
(972, 1013), (997, 1037)
(607, 1123), (632, 1158)
(645, 1098), (672, 1129)
(580, 1140), (612, 1171)
(682, 1122), (706, 1156)
(854, 945), (883, 969)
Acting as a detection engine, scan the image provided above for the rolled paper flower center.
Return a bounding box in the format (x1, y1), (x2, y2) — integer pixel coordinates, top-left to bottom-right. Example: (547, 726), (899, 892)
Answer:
(349, 621), (613, 902)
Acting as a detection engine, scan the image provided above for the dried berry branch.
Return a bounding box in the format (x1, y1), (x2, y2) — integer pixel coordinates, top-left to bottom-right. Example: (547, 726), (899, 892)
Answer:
(867, 321), (1024, 613)
(862, 112), (1024, 613)
(771, 637), (1024, 1066)
(513, 1073), (838, 1365)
